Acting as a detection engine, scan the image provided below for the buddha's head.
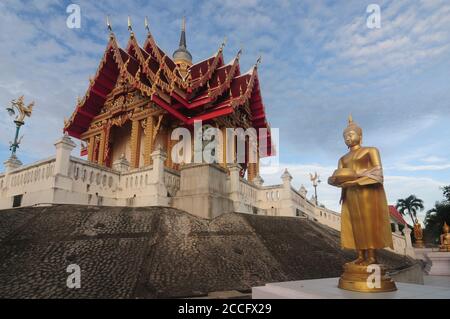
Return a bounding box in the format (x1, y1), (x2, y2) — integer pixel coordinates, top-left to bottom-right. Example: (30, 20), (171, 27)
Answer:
(343, 115), (362, 148)
(443, 222), (449, 234)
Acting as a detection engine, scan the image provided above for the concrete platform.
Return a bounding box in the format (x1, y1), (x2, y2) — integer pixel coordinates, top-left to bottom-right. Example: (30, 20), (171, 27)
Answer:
(425, 252), (450, 276)
(252, 278), (450, 299)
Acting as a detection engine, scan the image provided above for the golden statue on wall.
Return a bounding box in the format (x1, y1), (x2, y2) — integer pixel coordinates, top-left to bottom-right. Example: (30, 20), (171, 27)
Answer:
(328, 115), (397, 292)
(413, 219), (425, 248)
(440, 222), (450, 252)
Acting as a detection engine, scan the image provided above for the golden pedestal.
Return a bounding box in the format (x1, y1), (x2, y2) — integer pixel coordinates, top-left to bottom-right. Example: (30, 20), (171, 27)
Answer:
(439, 245), (450, 252)
(338, 263), (397, 293)
(414, 239), (425, 248)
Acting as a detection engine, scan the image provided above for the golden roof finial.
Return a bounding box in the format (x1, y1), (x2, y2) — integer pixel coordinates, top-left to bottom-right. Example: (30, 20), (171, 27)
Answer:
(182, 16), (186, 32)
(144, 16), (150, 33)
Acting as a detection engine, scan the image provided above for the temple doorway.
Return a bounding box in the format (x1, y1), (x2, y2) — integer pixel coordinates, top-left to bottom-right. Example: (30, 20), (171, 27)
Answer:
(109, 121), (132, 167)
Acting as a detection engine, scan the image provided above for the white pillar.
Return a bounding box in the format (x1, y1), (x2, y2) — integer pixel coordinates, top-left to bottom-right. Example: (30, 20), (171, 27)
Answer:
(394, 223), (400, 234)
(3, 155), (22, 173)
(151, 146), (167, 183)
(228, 163), (244, 213)
(151, 145), (168, 205)
(229, 164), (241, 193)
(54, 134), (76, 176)
(281, 168), (292, 187)
(280, 168), (295, 216)
(403, 226), (416, 258)
(253, 175), (264, 187)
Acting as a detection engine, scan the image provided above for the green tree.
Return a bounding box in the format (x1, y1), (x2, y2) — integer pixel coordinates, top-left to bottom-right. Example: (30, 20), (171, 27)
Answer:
(396, 195), (424, 226)
(442, 186), (450, 202)
(424, 186), (450, 244)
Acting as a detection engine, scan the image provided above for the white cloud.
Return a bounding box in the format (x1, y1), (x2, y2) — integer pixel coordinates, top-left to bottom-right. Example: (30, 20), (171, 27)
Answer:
(318, 1), (450, 82)
(421, 156), (449, 164)
(392, 163), (450, 171)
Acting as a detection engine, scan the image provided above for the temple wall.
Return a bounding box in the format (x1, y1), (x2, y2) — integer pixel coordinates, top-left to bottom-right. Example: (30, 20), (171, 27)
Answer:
(0, 134), (414, 258)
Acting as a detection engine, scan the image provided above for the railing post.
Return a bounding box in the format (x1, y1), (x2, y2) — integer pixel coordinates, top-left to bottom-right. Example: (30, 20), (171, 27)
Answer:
(3, 155), (22, 174)
(279, 168), (295, 216)
(403, 226), (416, 257)
(54, 133), (76, 177)
(151, 145), (168, 204)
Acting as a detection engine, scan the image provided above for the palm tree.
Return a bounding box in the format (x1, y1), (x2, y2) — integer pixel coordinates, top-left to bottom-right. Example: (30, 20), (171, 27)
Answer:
(424, 203), (450, 244)
(396, 195), (424, 226)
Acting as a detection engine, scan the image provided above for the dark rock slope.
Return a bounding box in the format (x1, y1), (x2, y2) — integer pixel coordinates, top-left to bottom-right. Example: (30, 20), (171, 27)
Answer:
(0, 205), (414, 298)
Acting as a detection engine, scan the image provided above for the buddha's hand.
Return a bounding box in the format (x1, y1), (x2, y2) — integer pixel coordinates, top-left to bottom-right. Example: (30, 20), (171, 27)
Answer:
(328, 176), (337, 185)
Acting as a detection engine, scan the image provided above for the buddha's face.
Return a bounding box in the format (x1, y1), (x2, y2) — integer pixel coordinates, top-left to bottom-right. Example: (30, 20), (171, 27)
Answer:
(343, 130), (361, 148)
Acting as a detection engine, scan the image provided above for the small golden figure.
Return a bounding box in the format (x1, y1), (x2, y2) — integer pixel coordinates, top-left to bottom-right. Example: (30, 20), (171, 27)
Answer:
(413, 219), (425, 248)
(439, 222), (450, 252)
(328, 116), (397, 292)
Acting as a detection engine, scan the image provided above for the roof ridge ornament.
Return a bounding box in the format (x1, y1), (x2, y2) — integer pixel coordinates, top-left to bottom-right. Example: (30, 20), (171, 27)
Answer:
(255, 55), (262, 68)
(127, 16), (134, 37)
(106, 15), (113, 38)
(237, 48), (242, 59)
(219, 37), (227, 52)
(144, 16), (150, 33)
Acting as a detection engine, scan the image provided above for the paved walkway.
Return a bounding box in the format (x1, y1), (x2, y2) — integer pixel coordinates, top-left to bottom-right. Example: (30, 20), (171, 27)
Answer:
(423, 275), (450, 288)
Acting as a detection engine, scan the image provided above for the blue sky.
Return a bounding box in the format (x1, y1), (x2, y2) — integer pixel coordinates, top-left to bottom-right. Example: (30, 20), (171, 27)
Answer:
(0, 0), (449, 222)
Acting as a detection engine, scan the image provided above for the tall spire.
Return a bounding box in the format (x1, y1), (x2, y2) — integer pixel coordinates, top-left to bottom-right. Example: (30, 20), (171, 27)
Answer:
(173, 16), (192, 64)
(179, 16), (186, 48)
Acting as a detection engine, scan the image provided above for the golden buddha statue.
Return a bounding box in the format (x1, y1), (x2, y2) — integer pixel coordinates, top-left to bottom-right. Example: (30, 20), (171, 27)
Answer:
(413, 219), (425, 248)
(439, 222), (450, 252)
(328, 115), (397, 292)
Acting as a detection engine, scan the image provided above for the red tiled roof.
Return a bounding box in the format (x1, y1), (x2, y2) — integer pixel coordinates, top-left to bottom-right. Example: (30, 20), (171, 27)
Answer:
(389, 205), (407, 225)
(63, 30), (272, 156)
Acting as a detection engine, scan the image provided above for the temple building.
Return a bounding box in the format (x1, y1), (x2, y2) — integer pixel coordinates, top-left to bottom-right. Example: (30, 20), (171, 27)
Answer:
(63, 18), (271, 183)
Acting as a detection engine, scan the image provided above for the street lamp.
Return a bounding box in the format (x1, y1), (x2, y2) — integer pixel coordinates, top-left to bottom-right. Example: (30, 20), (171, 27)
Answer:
(309, 171), (321, 206)
(5, 96), (34, 158)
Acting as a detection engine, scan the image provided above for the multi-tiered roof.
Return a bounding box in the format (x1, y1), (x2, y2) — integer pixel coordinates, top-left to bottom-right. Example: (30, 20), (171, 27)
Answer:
(64, 19), (272, 155)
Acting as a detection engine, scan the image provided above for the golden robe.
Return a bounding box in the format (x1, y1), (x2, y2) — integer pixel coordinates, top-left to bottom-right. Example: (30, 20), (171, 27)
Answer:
(339, 147), (393, 250)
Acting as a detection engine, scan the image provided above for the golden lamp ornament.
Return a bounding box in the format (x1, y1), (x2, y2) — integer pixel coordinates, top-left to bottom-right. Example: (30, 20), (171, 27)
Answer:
(6, 95), (35, 157)
(328, 115), (397, 293)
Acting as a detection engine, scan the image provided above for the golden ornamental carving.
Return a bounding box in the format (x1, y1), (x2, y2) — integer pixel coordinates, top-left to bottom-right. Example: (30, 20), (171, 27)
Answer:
(152, 114), (164, 142)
